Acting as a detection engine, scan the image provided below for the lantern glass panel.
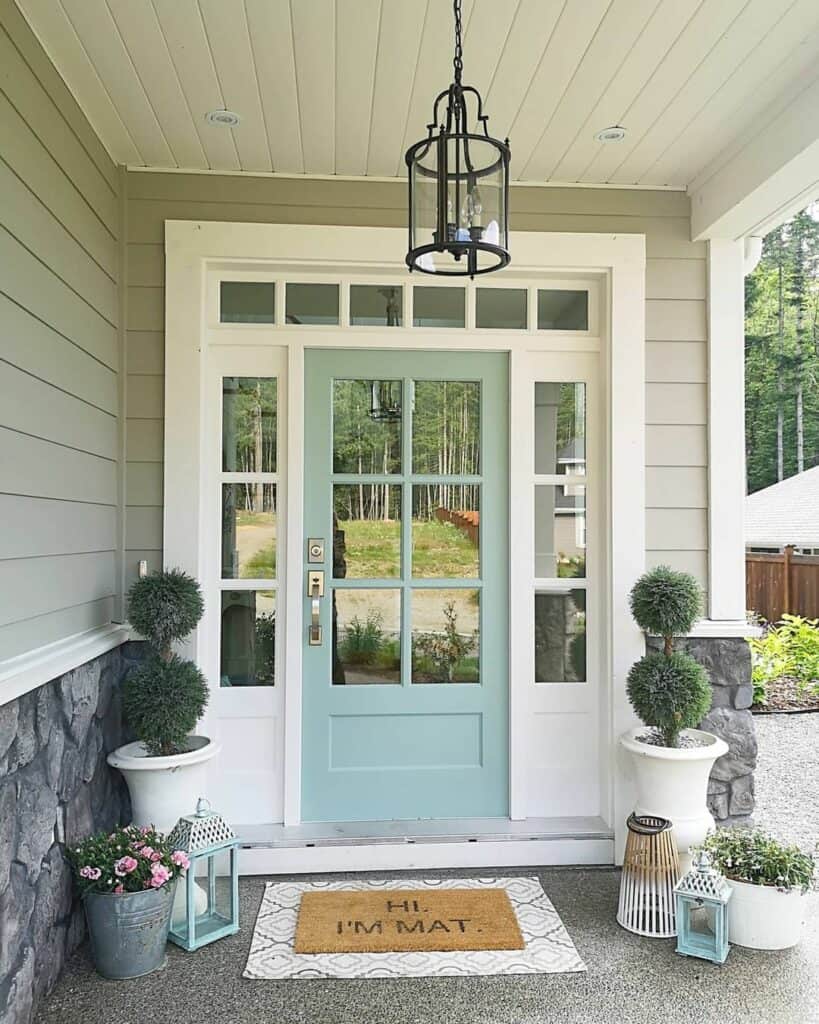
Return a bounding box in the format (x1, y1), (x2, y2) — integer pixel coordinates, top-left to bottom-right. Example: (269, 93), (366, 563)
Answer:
(409, 134), (507, 273)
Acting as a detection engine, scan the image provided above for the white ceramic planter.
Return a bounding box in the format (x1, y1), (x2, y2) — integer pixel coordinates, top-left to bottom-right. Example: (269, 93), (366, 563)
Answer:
(107, 736), (221, 834)
(727, 879), (809, 949)
(620, 727), (729, 872)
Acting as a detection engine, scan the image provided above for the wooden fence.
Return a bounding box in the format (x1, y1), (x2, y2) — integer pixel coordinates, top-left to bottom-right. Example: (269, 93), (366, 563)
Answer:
(746, 546), (819, 622)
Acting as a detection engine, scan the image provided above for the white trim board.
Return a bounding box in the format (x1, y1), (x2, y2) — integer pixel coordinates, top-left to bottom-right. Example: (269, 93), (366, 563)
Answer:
(0, 624), (130, 707)
(164, 222), (647, 865)
(238, 839), (615, 875)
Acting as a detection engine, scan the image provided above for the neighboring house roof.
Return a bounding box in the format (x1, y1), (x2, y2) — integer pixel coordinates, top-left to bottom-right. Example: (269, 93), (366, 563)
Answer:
(745, 465), (819, 548)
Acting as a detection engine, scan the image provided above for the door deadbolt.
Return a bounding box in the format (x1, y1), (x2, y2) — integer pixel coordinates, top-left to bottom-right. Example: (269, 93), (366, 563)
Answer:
(307, 537), (325, 562)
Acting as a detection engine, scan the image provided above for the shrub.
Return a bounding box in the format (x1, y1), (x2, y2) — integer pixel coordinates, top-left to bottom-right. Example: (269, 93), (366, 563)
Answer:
(123, 655), (208, 756)
(128, 568), (203, 656)
(626, 566), (711, 747)
(340, 610), (384, 665)
(749, 614), (819, 697)
(696, 829), (816, 892)
(630, 565), (701, 653)
(627, 651), (711, 747)
(125, 568), (208, 756)
(415, 602), (475, 682)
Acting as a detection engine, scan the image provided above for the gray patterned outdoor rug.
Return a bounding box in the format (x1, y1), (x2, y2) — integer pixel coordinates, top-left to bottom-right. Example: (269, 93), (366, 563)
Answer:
(243, 876), (587, 979)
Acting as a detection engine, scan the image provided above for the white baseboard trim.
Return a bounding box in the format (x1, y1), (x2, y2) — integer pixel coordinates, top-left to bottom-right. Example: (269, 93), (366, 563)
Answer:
(687, 619), (759, 639)
(0, 624), (131, 707)
(237, 838), (614, 875)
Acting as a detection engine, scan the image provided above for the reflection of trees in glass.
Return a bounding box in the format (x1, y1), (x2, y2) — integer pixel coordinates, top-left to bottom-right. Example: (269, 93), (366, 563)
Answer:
(222, 378), (277, 480)
(556, 383), (585, 458)
(413, 380), (480, 474)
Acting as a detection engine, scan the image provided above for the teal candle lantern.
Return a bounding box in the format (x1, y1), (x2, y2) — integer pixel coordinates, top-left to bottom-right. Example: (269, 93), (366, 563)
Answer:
(167, 799), (240, 951)
(674, 850), (732, 964)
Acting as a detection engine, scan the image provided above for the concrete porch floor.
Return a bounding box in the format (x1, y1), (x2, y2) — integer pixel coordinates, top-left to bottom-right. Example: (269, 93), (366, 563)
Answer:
(36, 866), (818, 1024)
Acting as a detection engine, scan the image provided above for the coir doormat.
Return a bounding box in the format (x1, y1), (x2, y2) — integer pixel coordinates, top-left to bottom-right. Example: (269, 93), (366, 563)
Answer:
(294, 887), (524, 953)
(244, 877), (587, 979)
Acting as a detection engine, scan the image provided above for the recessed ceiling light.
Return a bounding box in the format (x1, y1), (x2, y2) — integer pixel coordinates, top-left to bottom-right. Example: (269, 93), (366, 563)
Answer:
(594, 125), (626, 143)
(205, 109), (241, 127)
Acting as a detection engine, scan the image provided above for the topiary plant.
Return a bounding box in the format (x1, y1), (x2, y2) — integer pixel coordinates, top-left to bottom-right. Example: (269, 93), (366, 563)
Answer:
(124, 569), (208, 756)
(626, 565), (711, 747)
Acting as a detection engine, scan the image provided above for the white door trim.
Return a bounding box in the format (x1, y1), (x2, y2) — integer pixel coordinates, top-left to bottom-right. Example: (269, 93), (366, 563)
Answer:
(164, 222), (646, 864)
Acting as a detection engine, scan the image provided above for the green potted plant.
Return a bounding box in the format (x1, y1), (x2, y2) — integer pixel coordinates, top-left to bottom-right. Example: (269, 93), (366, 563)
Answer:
(68, 824), (190, 979)
(619, 566), (727, 868)
(696, 829), (815, 949)
(108, 569), (217, 832)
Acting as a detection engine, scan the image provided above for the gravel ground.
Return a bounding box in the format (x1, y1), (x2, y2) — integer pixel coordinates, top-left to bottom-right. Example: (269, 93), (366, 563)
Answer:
(753, 711), (819, 852)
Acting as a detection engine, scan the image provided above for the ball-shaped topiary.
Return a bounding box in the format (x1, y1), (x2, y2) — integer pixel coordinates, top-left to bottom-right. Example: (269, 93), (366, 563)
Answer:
(629, 565), (702, 654)
(626, 651), (711, 748)
(123, 654), (209, 756)
(128, 568), (204, 656)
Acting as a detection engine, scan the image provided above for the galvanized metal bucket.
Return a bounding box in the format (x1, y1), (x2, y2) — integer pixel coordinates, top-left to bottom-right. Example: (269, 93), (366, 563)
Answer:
(84, 883), (175, 979)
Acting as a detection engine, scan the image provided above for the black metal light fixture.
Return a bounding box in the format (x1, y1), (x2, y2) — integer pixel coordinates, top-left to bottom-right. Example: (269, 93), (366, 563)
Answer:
(405, 0), (510, 278)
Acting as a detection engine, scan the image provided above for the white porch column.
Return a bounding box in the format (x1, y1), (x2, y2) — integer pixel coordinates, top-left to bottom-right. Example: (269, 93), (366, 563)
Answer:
(706, 239), (747, 624)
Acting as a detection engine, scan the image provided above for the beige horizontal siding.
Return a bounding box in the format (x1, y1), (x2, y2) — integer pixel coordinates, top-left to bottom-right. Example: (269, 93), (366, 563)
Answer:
(0, 551), (116, 628)
(0, 2), (120, 663)
(122, 171), (709, 590)
(0, 495), (116, 559)
(0, 597), (114, 662)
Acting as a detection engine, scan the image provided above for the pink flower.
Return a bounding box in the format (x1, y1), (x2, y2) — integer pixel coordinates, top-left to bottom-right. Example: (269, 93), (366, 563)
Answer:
(79, 866), (101, 880)
(149, 863), (171, 888)
(150, 851), (163, 862)
(140, 846), (155, 860)
(143, 879), (152, 889)
(114, 856), (138, 877)
(171, 851), (190, 870)
(114, 884), (124, 894)
(132, 840), (144, 850)
(140, 825), (151, 835)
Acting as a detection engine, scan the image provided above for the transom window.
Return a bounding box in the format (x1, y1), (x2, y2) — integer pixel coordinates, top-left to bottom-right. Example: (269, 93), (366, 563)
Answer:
(217, 279), (594, 333)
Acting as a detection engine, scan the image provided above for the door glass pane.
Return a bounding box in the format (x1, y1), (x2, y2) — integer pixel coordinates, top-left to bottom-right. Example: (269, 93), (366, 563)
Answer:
(413, 287), (465, 328)
(333, 485), (400, 578)
(220, 590), (275, 686)
(534, 382), (585, 476)
(222, 378), (277, 472)
(221, 483), (277, 579)
(286, 283), (339, 325)
(220, 281), (275, 323)
(412, 484), (479, 578)
(535, 589), (586, 682)
(412, 380), (480, 474)
(475, 288), (527, 329)
(534, 485), (586, 578)
(333, 589), (401, 684)
(350, 285), (403, 326)
(537, 290), (588, 331)
(332, 379), (402, 474)
(411, 589), (479, 683)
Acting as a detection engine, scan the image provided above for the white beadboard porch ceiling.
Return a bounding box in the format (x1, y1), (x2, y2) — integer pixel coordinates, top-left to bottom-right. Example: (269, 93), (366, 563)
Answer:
(13, 0), (819, 188)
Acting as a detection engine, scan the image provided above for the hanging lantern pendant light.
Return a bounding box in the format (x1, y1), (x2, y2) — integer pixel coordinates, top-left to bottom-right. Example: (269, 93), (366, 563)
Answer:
(405, 0), (511, 277)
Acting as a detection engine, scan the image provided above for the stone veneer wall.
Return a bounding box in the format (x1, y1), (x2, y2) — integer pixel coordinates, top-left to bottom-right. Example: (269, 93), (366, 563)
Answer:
(0, 642), (144, 1024)
(648, 636), (757, 825)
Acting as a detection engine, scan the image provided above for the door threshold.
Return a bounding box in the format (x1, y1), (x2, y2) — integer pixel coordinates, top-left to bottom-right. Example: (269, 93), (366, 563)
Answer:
(239, 816), (612, 848)
(235, 817), (614, 873)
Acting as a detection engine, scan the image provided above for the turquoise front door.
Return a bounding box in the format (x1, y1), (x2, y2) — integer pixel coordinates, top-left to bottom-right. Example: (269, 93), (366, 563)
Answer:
(302, 349), (509, 822)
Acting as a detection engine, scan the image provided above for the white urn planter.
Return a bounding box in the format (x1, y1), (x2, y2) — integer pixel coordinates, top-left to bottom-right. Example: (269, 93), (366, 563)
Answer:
(727, 879), (809, 950)
(620, 727), (728, 872)
(108, 736), (221, 834)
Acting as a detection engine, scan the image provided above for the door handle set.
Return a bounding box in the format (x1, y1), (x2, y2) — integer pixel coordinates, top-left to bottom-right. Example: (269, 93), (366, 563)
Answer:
(307, 570), (324, 646)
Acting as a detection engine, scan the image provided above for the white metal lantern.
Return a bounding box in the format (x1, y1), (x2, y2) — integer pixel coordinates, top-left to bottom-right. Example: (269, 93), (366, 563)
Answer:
(674, 849), (732, 964)
(167, 799), (240, 951)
